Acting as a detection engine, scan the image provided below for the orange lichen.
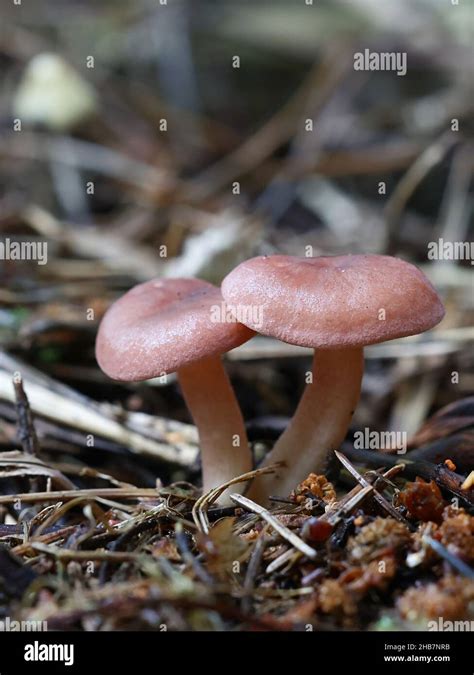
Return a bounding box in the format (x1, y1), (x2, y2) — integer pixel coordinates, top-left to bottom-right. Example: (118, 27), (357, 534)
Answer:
(396, 477), (445, 523)
(291, 473), (336, 504)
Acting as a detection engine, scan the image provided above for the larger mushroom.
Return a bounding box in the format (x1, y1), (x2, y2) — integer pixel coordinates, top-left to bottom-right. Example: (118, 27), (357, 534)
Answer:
(96, 278), (255, 498)
(221, 254), (445, 503)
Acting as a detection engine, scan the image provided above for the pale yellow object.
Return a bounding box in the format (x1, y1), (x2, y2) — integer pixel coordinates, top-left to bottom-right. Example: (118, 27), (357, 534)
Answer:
(13, 53), (97, 131)
(461, 471), (474, 491)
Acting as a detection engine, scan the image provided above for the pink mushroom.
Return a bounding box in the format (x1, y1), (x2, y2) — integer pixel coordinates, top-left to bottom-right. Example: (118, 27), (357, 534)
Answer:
(96, 278), (255, 499)
(222, 254), (445, 503)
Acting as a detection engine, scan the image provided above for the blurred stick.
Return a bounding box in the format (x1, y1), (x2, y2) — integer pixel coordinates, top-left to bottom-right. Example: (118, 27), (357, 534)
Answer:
(13, 375), (39, 456)
(435, 143), (473, 243)
(228, 327), (474, 361)
(0, 367), (198, 467)
(0, 132), (172, 199)
(0, 488), (159, 505)
(385, 132), (458, 253)
(285, 141), (423, 179)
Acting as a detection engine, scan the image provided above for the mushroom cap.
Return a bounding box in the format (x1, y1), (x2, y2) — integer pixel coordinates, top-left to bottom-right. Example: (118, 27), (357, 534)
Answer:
(96, 278), (254, 381)
(221, 254), (445, 349)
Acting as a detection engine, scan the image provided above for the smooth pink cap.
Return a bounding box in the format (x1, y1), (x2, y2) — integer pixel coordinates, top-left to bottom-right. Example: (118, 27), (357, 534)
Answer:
(96, 278), (254, 381)
(221, 255), (445, 349)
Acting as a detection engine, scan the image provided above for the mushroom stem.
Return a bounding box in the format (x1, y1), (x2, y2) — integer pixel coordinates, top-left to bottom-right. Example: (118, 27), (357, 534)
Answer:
(178, 356), (252, 500)
(247, 348), (364, 504)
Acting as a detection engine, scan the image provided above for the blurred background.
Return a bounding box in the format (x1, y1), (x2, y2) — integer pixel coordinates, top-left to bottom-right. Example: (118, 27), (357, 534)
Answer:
(0, 0), (472, 486)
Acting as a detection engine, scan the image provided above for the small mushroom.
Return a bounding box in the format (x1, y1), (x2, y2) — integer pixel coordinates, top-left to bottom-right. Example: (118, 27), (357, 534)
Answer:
(13, 53), (97, 131)
(221, 254), (445, 503)
(96, 278), (255, 499)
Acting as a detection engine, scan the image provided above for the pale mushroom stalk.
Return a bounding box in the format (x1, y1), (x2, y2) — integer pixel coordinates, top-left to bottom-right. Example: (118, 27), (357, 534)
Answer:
(178, 356), (252, 497)
(247, 348), (363, 503)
